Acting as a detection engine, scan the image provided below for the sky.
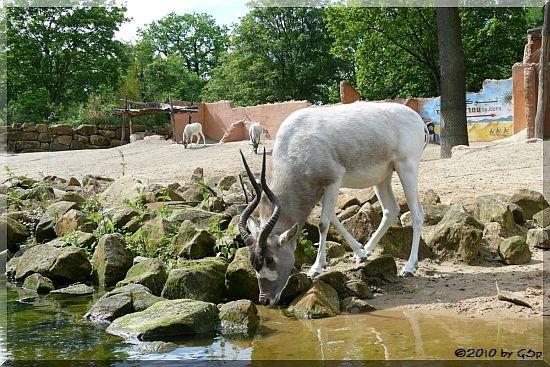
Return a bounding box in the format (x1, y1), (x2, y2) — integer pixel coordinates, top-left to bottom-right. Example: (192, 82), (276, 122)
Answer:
(114, 0), (251, 43)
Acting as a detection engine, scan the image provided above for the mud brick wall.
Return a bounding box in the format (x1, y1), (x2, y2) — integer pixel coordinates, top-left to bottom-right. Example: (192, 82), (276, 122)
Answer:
(3, 123), (172, 153)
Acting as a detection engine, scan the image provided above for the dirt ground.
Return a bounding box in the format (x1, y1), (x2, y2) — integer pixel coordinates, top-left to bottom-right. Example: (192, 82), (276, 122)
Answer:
(2, 132), (547, 319)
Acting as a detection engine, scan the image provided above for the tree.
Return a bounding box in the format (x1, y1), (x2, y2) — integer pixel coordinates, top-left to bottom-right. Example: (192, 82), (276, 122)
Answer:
(436, 7), (468, 158)
(7, 7), (128, 116)
(202, 6), (339, 105)
(137, 12), (229, 79)
(535, 2), (549, 139)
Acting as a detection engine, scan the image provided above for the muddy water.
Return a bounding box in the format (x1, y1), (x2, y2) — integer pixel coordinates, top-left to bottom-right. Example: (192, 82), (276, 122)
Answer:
(2, 284), (543, 362)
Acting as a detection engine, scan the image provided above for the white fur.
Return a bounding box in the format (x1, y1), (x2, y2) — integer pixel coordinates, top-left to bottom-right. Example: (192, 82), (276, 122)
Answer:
(248, 122), (263, 153)
(266, 101), (429, 278)
(183, 122), (206, 148)
(129, 130), (152, 143)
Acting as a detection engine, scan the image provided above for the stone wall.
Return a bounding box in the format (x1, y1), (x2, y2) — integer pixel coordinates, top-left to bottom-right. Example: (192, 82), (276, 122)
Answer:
(3, 123), (172, 153)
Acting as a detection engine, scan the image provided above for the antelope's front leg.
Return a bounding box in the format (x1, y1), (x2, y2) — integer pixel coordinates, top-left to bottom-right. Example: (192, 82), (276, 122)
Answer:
(308, 184), (340, 278)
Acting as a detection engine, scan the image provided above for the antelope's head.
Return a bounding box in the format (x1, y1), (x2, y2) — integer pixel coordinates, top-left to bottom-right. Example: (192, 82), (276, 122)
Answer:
(239, 149), (299, 306)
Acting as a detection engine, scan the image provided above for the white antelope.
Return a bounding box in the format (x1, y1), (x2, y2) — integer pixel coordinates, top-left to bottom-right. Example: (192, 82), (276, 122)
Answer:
(183, 122), (206, 148)
(239, 101), (429, 305)
(248, 122), (263, 154)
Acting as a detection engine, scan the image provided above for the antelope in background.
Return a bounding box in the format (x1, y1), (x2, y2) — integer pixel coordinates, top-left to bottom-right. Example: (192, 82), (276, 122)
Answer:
(239, 101), (429, 305)
(248, 122), (263, 154)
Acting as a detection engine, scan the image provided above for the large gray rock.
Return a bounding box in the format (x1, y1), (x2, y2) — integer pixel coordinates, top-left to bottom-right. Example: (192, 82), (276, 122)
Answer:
(50, 283), (94, 295)
(340, 297), (376, 314)
(35, 201), (78, 243)
(15, 244), (91, 283)
(532, 207), (550, 228)
(22, 273), (55, 293)
(526, 228), (550, 249)
(341, 202), (382, 244)
(85, 284), (164, 324)
(279, 271), (312, 304)
(509, 189), (549, 220)
(110, 206), (144, 230)
(474, 195), (515, 231)
(422, 205), (484, 264)
(168, 207), (230, 230)
(219, 300), (260, 337)
(161, 257), (227, 303)
(91, 234), (134, 287)
(170, 220), (216, 259)
(377, 224), (433, 260)
(55, 209), (95, 237)
(116, 258), (167, 296)
(139, 217), (177, 254)
(287, 280), (340, 319)
(106, 299), (220, 340)
(1, 216), (30, 251)
(498, 236), (531, 265)
(100, 176), (145, 208)
(225, 247), (259, 302)
(21, 185), (55, 201)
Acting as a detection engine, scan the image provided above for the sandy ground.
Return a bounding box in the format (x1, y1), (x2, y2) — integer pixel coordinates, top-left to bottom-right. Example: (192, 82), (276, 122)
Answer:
(2, 133), (547, 319)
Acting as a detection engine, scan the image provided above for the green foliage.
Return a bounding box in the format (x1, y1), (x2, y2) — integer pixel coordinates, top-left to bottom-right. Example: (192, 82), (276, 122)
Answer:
(118, 149), (127, 177)
(6, 6), (129, 123)
(210, 217), (237, 260)
(202, 5), (340, 105)
(3, 165), (23, 209)
(297, 229), (317, 260)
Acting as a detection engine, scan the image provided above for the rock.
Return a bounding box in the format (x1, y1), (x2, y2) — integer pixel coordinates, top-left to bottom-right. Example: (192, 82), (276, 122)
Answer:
(532, 207), (550, 228)
(526, 228), (550, 249)
(376, 225), (433, 260)
(2, 216), (30, 251)
(202, 196), (225, 213)
(326, 241), (348, 259)
(117, 258), (167, 296)
(287, 280), (340, 319)
(423, 203), (450, 225)
(91, 234), (134, 287)
(279, 272), (312, 304)
(345, 280), (373, 299)
(189, 167), (204, 184)
(62, 230), (96, 249)
(317, 270), (348, 299)
(340, 297), (376, 313)
(217, 176), (237, 191)
(15, 244), (91, 283)
(22, 273), (55, 293)
(21, 185), (55, 201)
(219, 300), (260, 336)
(509, 189), (549, 220)
(509, 203), (525, 224)
(337, 194), (360, 211)
(57, 192), (85, 208)
(179, 187), (204, 203)
(85, 284), (164, 324)
(100, 176), (144, 208)
(337, 205), (361, 221)
(139, 217), (177, 254)
(498, 236), (531, 265)
(225, 247), (259, 302)
(358, 255), (398, 281)
(161, 257), (227, 303)
(422, 205), (484, 264)
(170, 220), (216, 259)
(67, 177), (81, 187)
(420, 189), (441, 206)
(481, 222), (505, 255)
(169, 208), (230, 230)
(140, 185), (184, 204)
(474, 195), (515, 231)
(341, 203), (382, 245)
(106, 299), (219, 340)
(304, 206), (345, 245)
(50, 283), (94, 295)
(110, 206), (144, 230)
(35, 201), (78, 243)
(49, 124), (73, 135)
(55, 209), (95, 236)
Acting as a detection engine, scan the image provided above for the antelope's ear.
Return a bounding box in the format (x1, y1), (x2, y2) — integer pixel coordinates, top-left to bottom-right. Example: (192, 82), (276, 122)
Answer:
(278, 223), (299, 247)
(247, 218), (260, 238)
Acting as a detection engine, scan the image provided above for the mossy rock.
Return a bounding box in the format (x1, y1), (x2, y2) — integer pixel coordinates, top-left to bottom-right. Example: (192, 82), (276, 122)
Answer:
(498, 236), (531, 265)
(287, 280), (340, 319)
(219, 299), (260, 337)
(170, 220), (216, 259)
(117, 258), (168, 296)
(91, 234), (133, 287)
(532, 207), (550, 228)
(22, 273), (54, 294)
(106, 299), (219, 341)
(509, 189), (549, 220)
(225, 247), (259, 302)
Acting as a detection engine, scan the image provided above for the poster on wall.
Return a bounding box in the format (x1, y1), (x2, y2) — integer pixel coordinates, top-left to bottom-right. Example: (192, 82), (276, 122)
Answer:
(419, 79), (513, 142)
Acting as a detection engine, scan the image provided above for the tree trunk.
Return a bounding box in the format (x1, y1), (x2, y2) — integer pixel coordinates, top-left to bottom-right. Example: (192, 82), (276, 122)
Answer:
(436, 6), (469, 158)
(534, 1), (549, 139)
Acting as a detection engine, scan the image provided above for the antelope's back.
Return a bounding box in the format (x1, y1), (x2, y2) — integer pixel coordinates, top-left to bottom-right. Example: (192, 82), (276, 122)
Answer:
(272, 102), (425, 187)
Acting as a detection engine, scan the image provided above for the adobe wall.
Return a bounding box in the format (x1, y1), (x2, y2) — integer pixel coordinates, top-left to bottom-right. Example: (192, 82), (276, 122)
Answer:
(173, 100), (311, 143)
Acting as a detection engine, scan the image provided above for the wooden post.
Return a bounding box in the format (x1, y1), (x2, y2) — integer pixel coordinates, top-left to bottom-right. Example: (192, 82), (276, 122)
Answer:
(121, 96), (128, 145)
(169, 96), (178, 143)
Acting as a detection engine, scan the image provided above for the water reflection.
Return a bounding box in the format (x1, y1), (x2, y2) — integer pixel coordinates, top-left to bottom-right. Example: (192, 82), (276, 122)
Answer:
(2, 283), (543, 362)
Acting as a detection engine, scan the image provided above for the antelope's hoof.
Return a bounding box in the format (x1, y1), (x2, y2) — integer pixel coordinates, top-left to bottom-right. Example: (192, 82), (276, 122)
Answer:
(307, 268), (322, 278)
(400, 271), (414, 278)
(354, 253), (368, 264)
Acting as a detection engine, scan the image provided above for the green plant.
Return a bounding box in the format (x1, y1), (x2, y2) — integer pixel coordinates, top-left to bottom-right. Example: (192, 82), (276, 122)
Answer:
(3, 165), (23, 209)
(118, 149), (127, 176)
(125, 227), (150, 257)
(297, 229), (317, 260)
(210, 218), (237, 260)
(197, 179), (215, 210)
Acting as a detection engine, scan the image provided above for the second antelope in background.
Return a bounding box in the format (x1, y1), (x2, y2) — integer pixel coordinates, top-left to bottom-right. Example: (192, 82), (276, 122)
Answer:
(248, 122), (263, 154)
(183, 122), (206, 149)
